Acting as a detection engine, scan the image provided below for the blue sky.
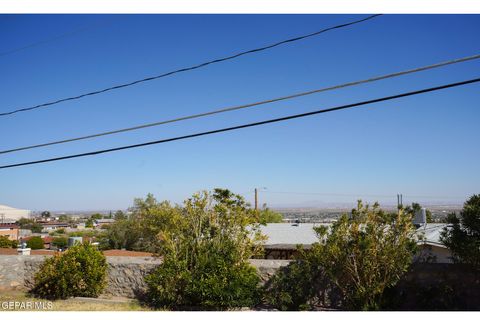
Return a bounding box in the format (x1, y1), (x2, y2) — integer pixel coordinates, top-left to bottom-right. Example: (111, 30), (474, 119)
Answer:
(0, 14), (479, 211)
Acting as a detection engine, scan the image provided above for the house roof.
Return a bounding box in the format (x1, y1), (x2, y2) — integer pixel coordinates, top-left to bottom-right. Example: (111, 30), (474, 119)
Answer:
(259, 223), (323, 245)
(416, 223), (447, 247)
(259, 223), (449, 248)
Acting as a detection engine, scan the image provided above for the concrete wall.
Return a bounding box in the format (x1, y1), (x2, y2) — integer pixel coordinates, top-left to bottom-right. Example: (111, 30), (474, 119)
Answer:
(0, 255), (289, 299)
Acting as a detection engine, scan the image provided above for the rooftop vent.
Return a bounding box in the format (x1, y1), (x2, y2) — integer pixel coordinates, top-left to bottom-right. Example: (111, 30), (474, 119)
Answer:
(413, 208), (427, 228)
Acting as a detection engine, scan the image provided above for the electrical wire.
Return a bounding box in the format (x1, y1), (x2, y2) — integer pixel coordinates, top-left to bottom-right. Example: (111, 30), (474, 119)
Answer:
(2, 53), (479, 155)
(0, 14), (381, 117)
(0, 17), (116, 57)
(258, 190), (465, 199)
(1, 76), (478, 170)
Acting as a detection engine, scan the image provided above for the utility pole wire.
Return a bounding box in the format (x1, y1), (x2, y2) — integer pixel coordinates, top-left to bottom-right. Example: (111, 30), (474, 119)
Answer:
(259, 190), (465, 199)
(0, 14), (381, 118)
(2, 52), (479, 155)
(0, 17), (116, 57)
(1, 76), (478, 170)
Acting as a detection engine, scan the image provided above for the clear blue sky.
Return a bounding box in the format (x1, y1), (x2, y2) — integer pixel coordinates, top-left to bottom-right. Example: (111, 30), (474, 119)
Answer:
(0, 14), (479, 211)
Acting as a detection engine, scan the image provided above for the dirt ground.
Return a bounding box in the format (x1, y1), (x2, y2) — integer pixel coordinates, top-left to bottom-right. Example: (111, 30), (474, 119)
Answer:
(0, 290), (150, 311)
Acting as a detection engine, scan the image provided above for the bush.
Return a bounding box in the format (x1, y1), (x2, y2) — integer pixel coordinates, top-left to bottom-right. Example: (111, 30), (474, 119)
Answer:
(32, 243), (107, 300)
(52, 236), (68, 249)
(264, 201), (418, 311)
(145, 189), (265, 310)
(0, 236), (17, 248)
(312, 201), (418, 310)
(262, 248), (343, 311)
(26, 236), (44, 249)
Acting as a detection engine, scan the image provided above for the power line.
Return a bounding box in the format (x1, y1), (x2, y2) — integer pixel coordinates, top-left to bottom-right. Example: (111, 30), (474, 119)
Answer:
(0, 14), (381, 118)
(0, 17), (116, 57)
(2, 53), (479, 155)
(1, 76), (478, 170)
(259, 190), (465, 199)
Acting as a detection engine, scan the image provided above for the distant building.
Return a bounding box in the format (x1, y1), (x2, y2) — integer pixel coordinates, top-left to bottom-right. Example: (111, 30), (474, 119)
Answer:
(95, 219), (115, 228)
(415, 223), (451, 263)
(39, 221), (69, 232)
(0, 223), (19, 241)
(259, 222), (452, 262)
(0, 204), (31, 223)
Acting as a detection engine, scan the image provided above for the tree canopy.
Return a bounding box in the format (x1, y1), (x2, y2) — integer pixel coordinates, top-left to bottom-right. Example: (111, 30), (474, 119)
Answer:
(441, 194), (480, 269)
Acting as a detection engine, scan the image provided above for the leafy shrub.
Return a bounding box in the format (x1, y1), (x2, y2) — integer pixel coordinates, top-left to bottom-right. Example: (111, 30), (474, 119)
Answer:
(264, 201), (418, 311)
(145, 189), (265, 310)
(32, 243), (107, 300)
(52, 236), (68, 249)
(0, 235), (18, 248)
(312, 201), (418, 310)
(262, 248), (342, 311)
(258, 205), (283, 224)
(26, 236), (44, 249)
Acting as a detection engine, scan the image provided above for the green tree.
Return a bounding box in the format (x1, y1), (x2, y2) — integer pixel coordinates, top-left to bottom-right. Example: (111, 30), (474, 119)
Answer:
(0, 235), (17, 248)
(441, 194), (480, 269)
(26, 236), (45, 250)
(310, 201), (417, 310)
(258, 205), (283, 224)
(404, 202), (432, 223)
(145, 189), (265, 310)
(40, 211), (51, 218)
(52, 237), (68, 250)
(16, 218), (43, 233)
(90, 213), (103, 220)
(85, 218), (94, 228)
(107, 194), (183, 253)
(114, 210), (127, 220)
(58, 214), (69, 222)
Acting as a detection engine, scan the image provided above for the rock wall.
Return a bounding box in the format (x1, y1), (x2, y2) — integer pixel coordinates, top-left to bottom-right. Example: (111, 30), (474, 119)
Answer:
(3, 254), (476, 310)
(0, 255), (289, 298)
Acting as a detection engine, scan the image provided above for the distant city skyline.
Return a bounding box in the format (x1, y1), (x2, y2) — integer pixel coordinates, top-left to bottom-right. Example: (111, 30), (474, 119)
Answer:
(1, 14), (479, 210)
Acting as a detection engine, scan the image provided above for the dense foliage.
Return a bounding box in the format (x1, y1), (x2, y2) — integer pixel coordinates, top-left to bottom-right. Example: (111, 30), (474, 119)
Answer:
(263, 248), (342, 310)
(264, 201), (418, 310)
(145, 189), (265, 310)
(16, 218), (43, 233)
(258, 206), (284, 224)
(441, 194), (480, 269)
(32, 243), (107, 300)
(313, 201), (418, 310)
(52, 236), (68, 249)
(26, 236), (44, 249)
(0, 235), (18, 248)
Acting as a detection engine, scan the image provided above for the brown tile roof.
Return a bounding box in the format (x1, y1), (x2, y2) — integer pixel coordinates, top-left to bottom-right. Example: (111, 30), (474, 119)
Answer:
(102, 249), (153, 257)
(0, 224), (19, 229)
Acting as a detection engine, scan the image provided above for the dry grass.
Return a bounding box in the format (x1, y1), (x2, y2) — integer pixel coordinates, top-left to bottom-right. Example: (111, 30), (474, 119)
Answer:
(0, 290), (150, 311)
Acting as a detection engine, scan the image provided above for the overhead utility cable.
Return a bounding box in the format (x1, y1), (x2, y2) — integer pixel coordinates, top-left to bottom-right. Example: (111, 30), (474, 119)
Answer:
(0, 17), (116, 57)
(258, 190), (465, 199)
(0, 14), (381, 117)
(0, 76), (478, 170)
(1, 53), (479, 155)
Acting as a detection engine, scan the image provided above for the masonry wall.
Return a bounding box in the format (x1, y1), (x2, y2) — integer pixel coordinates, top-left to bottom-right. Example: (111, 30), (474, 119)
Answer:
(0, 255), (290, 299)
(1, 255), (478, 310)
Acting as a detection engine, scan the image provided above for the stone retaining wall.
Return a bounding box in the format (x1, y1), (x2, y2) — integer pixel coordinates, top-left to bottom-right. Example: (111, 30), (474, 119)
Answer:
(3, 255), (476, 310)
(0, 255), (289, 298)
